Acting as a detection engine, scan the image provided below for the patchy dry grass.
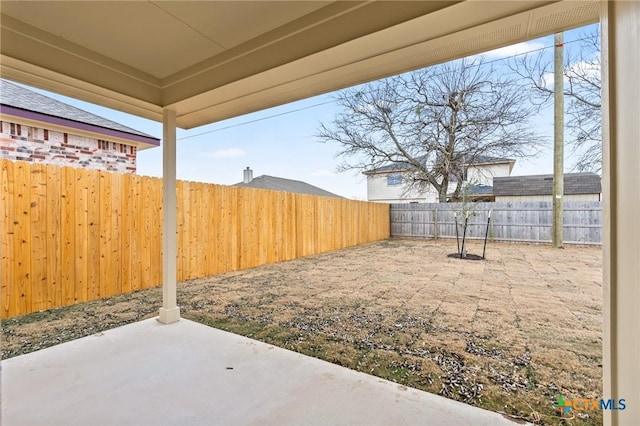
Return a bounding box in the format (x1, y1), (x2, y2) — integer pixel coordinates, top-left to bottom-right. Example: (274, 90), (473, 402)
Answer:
(1, 239), (603, 425)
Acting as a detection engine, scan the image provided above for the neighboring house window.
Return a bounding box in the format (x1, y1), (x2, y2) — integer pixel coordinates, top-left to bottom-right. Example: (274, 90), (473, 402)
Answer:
(387, 174), (403, 186)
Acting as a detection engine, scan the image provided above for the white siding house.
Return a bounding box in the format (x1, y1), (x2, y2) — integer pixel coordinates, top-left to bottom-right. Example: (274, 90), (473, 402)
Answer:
(466, 161), (513, 186)
(365, 174), (432, 203)
(364, 157), (515, 203)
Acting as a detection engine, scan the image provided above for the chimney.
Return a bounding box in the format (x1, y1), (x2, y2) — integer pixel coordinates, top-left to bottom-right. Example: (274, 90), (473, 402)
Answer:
(243, 167), (253, 183)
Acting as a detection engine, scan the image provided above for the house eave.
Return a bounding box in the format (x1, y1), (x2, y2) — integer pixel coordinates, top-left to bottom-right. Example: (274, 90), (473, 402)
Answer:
(363, 158), (516, 176)
(0, 104), (160, 149)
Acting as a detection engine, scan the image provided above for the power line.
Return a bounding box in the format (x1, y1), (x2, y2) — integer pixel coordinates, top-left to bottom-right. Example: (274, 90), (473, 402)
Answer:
(177, 100), (334, 141)
(418, 36), (593, 79)
(176, 36), (595, 141)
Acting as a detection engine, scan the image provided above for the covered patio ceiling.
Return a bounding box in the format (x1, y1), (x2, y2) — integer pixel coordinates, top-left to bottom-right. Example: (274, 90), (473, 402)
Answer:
(1, 1), (599, 129)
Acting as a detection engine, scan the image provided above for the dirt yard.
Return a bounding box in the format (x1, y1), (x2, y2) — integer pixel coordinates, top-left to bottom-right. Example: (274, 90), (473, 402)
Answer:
(1, 239), (603, 425)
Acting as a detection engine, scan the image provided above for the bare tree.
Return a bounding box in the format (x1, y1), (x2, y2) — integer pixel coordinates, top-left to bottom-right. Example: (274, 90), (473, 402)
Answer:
(317, 58), (542, 202)
(511, 30), (601, 172)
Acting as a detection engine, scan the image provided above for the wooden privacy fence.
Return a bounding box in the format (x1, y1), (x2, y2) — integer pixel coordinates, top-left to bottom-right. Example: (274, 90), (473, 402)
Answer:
(0, 160), (389, 318)
(390, 201), (602, 245)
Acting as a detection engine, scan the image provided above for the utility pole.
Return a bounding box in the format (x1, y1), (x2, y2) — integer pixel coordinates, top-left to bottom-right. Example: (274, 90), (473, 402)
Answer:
(552, 32), (564, 248)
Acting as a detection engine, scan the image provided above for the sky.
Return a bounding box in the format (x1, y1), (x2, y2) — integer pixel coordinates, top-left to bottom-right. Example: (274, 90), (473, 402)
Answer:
(17, 23), (599, 200)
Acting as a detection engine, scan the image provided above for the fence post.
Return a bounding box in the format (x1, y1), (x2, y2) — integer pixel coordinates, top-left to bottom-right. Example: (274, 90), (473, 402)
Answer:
(434, 205), (438, 239)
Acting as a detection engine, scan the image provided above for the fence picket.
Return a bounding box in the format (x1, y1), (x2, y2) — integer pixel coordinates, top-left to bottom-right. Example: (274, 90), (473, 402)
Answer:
(45, 164), (62, 310)
(30, 163), (48, 311)
(86, 170), (100, 299)
(61, 167), (75, 307)
(74, 168), (89, 304)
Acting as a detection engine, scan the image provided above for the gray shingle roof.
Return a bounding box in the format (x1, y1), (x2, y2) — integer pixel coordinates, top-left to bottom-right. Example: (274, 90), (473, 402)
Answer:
(0, 79), (155, 139)
(233, 175), (343, 198)
(447, 184), (494, 198)
(466, 184), (494, 195)
(493, 173), (601, 196)
(363, 154), (514, 174)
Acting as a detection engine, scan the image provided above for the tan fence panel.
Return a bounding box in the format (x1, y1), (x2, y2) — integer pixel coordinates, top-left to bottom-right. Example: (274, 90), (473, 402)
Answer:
(390, 201), (601, 244)
(0, 160), (390, 318)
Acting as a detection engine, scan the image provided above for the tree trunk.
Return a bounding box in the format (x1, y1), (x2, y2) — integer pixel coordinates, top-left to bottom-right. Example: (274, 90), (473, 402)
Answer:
(438, 185), (448, 202)
(451, 180), (464, 201)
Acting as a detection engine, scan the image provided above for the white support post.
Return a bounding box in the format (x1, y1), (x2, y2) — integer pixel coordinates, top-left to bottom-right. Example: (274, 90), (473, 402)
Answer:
(158, 108), (180, 324)
(602, 1), (640, 425)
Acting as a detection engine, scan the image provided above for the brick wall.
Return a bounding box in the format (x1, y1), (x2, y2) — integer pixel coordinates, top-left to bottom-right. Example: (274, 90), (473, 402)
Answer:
(0, 120), (137, 173)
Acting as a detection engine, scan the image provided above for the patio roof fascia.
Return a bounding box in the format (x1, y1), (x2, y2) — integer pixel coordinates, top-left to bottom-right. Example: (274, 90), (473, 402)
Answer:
(166, 1), (601, 129)
(1, 1), (600, 130)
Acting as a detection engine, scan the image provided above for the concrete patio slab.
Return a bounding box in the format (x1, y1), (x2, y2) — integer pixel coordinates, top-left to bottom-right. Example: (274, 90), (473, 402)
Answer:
(1, 318), (523, 426)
